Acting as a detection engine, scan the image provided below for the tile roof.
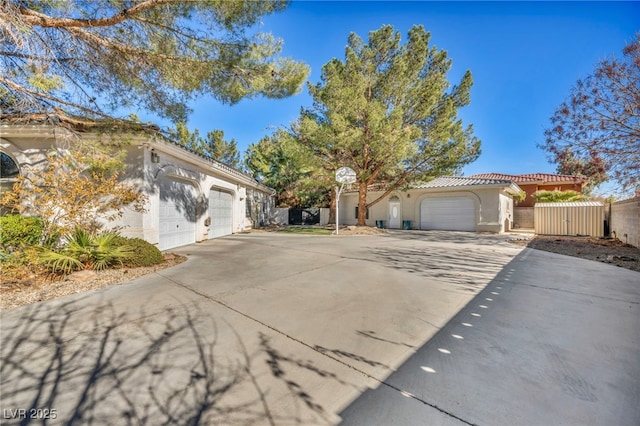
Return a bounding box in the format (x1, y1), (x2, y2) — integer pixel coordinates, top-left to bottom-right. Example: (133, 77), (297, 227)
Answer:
(469, 173), (589, 184)
(413, 176), (516, 189)
(342, 176), (521, 193)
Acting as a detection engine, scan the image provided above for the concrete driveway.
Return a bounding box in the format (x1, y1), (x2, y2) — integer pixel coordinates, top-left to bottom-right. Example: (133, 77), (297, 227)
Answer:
(1, 231), (637, 425)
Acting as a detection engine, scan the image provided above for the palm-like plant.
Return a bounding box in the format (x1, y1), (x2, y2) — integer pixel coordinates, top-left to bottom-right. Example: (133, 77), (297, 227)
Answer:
(533, 190), (589, 203)
(39, 228), (133, 274)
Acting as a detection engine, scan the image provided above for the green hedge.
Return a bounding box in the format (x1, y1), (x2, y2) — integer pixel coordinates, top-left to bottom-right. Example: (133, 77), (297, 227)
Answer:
(111, 236), (163, 267)
(0, 215), (43, 250)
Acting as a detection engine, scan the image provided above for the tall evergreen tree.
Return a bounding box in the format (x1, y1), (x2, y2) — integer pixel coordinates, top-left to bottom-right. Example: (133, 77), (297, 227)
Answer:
(245, 130), (329, 207)
(167, 123), (240, 168)
(0, 0), (309, 122)
(296, 25), (480, 225)
(204, 130), (240, 169)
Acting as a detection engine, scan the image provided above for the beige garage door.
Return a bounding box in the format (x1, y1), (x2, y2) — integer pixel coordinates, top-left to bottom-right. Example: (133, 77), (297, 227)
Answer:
(420, 197), (475, 231)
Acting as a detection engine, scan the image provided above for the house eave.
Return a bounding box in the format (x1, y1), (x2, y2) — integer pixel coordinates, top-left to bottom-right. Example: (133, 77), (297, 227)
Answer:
(1, 122), (275, 195)
(144, 137), (275, 195)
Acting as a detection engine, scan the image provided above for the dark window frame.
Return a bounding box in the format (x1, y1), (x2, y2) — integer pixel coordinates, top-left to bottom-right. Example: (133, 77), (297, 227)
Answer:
(1, 152), (20, 179)
(354, 206), (369, 219)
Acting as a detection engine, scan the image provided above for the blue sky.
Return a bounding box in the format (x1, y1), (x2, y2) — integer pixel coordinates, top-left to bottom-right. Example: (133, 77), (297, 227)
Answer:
(145, 1), (638, 186)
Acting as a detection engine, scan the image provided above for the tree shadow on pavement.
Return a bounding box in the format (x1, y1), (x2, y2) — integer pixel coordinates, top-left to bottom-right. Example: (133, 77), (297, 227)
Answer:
(370, 244), (514, 293)
(355, 331), (415, 349)
(0, 298), (336, 425)
(258, 333), (355, 424)
(380, 230), (517, 247)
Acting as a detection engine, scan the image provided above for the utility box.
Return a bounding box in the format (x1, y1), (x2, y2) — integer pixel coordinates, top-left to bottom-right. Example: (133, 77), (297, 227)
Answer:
(534, 202), (604, 237)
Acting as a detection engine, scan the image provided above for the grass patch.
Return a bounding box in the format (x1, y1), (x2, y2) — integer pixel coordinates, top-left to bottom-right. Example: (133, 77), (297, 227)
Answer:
(276, 226), (333, 235)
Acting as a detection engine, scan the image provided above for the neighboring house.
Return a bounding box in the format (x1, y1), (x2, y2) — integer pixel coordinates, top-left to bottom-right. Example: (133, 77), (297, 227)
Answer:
(469, 173), (590, 229)
(0, 115), (275, 251)
(469, 173), (589, 207)
(339, 176), (522, 233)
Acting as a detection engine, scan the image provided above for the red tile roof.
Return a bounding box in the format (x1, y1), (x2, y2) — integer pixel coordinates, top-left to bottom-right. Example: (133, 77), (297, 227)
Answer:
(469, 173), (589, 184)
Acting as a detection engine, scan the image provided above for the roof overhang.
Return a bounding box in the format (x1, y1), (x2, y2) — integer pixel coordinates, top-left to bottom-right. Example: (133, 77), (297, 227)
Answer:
(1, 121), (276, 195)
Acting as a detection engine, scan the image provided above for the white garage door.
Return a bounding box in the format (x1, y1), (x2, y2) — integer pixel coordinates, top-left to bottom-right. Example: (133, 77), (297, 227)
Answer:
(159, 177), (197, 251)
(208, 189), (233, 239)
(420, 197), (475, 231)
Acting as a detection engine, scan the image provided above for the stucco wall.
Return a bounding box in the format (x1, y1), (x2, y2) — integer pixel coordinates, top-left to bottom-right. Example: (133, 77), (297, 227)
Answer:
(339, 186), (512, 233)
(320, 208), (331, 226)
(499, 192), (514, 232)
(514, 207), (534, 229)
(2, 125), (273, 249)
(610, 197), (639, 248)
(132, 146), (247, 244)
(273, 208), (289, 225)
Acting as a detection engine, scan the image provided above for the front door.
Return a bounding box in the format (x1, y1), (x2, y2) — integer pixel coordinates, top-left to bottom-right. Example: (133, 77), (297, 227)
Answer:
(389, 200), (401, 229)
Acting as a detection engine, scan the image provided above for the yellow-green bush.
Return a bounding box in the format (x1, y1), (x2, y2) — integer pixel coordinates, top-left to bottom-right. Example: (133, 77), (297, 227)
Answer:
(111, 236), (163, 267)
(0, 215), (43, 250)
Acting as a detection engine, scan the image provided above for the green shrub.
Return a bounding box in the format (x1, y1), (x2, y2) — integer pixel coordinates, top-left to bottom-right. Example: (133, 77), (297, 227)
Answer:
(533, 190), (589, 203)
(111, 236), (163, 267)
(0, 215), (43, 250)
(39, 228), (133, 273)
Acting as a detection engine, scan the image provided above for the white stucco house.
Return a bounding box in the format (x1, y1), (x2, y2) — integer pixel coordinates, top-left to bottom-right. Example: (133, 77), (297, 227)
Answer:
(339, 176), (522, 233)
(1, 116), (275, 251)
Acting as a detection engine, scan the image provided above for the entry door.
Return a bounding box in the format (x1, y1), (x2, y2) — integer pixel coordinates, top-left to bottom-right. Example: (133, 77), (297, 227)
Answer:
(389, 201), (401, 229)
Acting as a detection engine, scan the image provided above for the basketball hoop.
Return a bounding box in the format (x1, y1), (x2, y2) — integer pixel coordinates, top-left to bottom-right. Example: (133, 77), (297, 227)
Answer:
(336, 166), (356, 184)
(335, 167), (356, 235)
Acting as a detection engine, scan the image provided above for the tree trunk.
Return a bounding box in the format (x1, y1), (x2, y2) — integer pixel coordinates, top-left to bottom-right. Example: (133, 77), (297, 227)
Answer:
(328, 188), (336, 224)
(357, 182), (368, 226)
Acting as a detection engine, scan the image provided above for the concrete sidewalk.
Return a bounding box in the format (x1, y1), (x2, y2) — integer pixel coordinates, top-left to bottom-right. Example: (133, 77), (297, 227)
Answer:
(339, 247), (640, 426)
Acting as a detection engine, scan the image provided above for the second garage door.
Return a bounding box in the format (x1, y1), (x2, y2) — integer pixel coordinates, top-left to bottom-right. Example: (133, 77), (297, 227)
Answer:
(420, 197), (475, 231)
(208, 189), (233, 239)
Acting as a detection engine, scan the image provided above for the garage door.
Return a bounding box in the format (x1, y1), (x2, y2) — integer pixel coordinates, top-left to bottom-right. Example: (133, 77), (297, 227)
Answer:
(420, 197), (475, 231)
(159, 177), (197, 250)
(208, 189), (233, 239)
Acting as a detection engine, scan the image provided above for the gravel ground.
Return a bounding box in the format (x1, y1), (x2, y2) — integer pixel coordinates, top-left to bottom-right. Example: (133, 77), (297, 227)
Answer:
(0, 254), (187, 311)
(512, 235), (640, 273)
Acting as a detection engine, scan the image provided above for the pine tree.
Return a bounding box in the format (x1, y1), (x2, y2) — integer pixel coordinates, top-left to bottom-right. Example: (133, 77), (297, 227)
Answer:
(1, 0), (309, 122)
(296, 25), (480, 225)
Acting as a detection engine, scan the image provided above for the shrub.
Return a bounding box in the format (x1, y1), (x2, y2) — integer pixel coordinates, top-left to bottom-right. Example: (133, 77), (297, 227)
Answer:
(111, 236), (163, 267)
(0, 143), (147, 241)
(533, 189), (589, 203)
(39, 228), (133, 274)
(0, 215), (43, 250)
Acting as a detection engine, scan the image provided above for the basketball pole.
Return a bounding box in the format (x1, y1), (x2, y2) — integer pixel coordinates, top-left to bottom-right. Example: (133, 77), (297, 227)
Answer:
(335, 183), (344, 235)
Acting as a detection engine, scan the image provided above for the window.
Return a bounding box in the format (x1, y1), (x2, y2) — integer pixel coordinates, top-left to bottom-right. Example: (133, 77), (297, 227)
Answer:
(1, 152), (19, 179)
(0, 152), (20, 211)
(355, 206), (369, 219)
(245, 197), (251, 218)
